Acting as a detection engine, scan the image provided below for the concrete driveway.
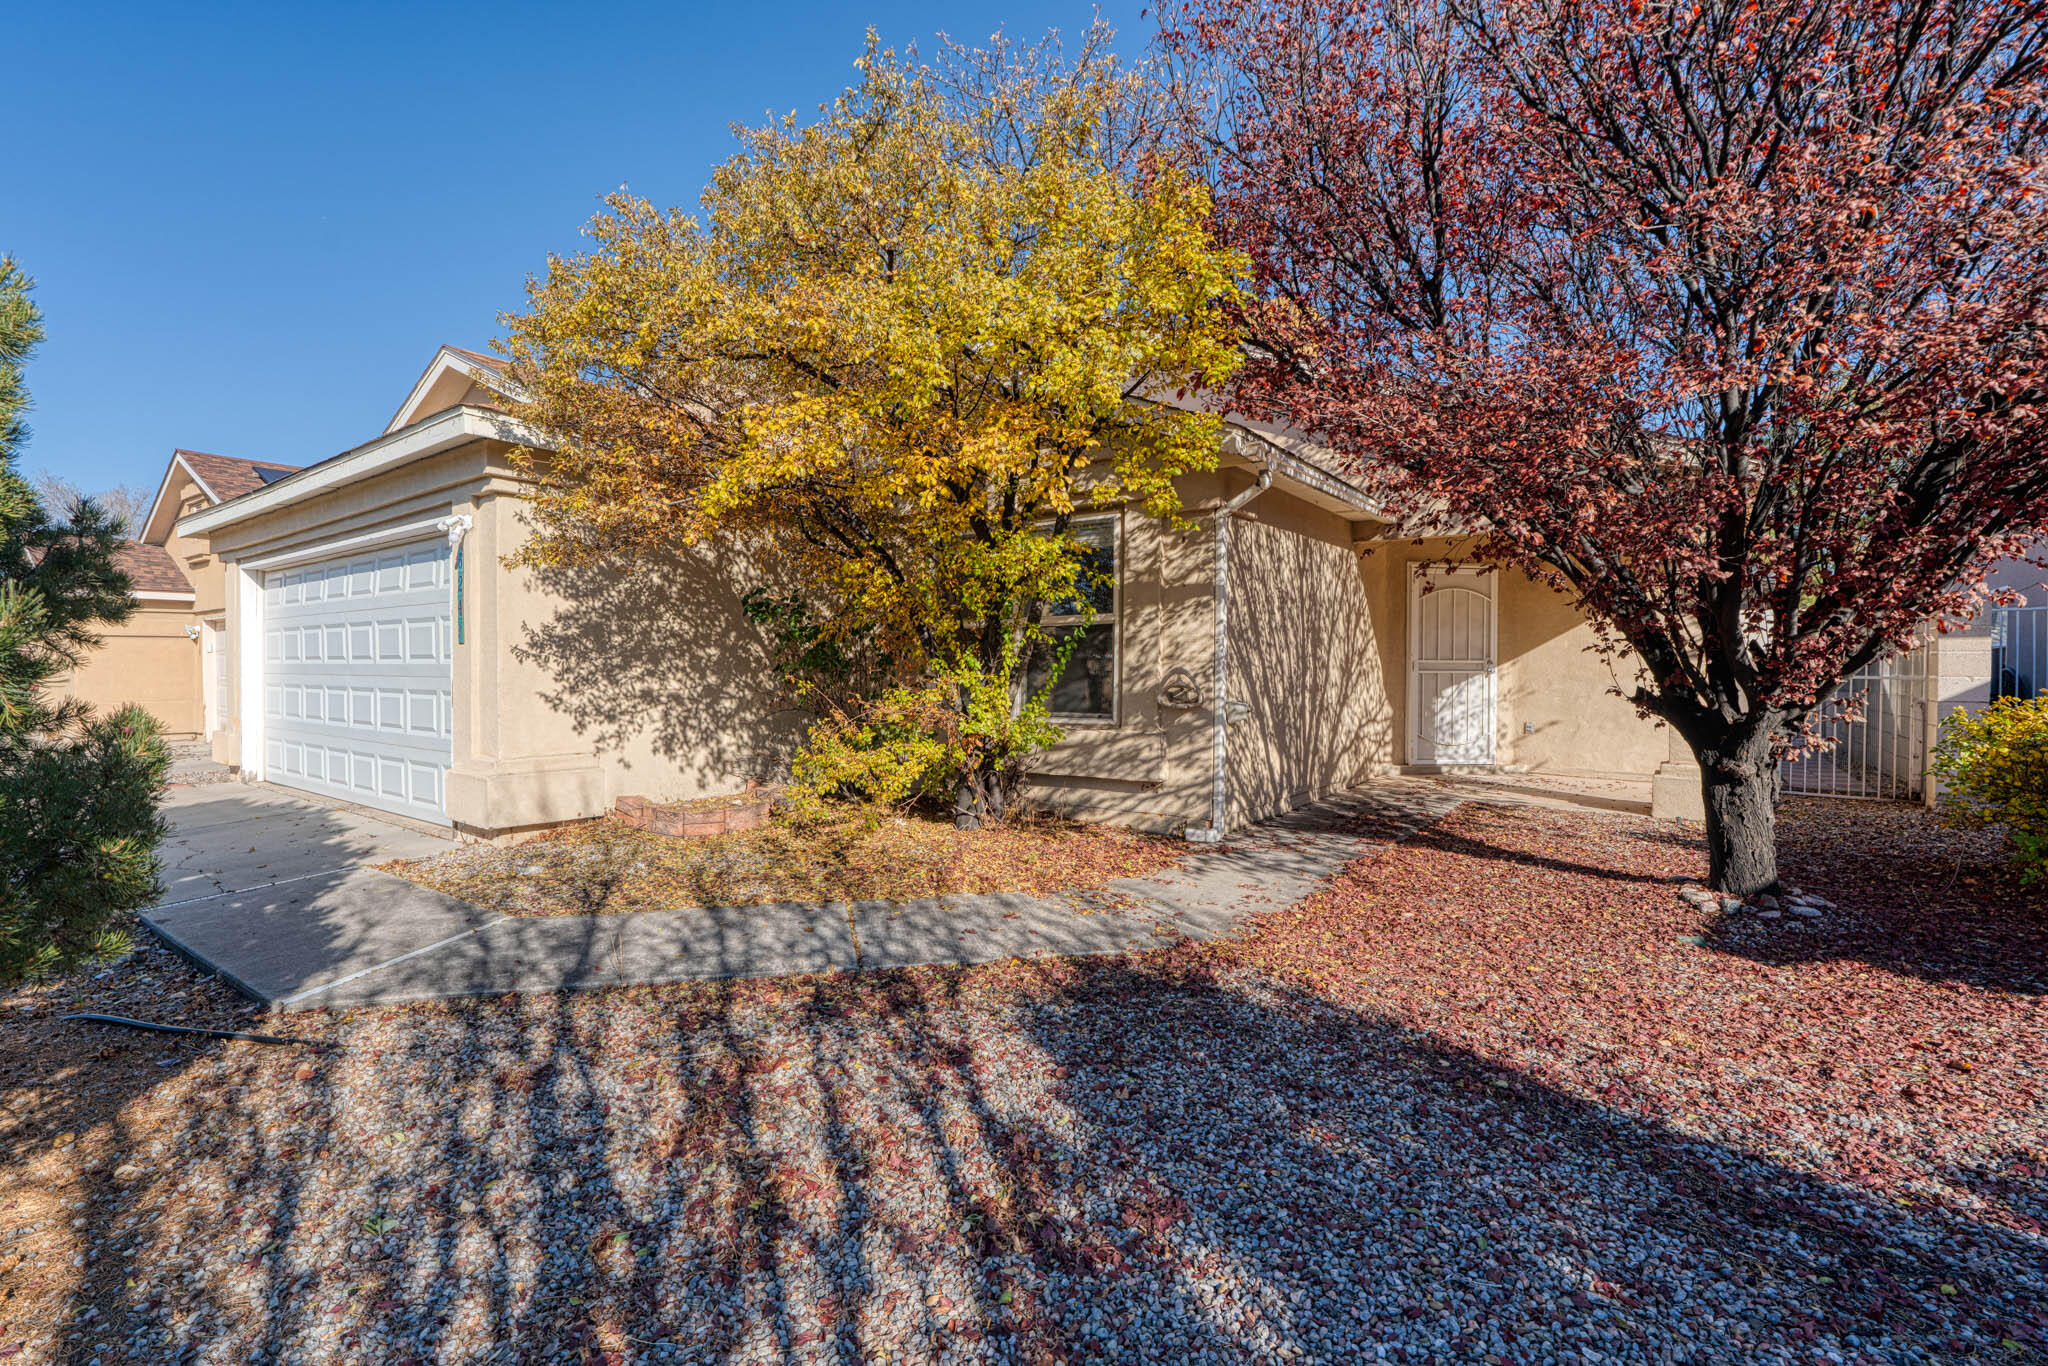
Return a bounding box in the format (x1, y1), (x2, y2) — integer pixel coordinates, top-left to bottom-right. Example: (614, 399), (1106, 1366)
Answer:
(142, 785), (495, 1008)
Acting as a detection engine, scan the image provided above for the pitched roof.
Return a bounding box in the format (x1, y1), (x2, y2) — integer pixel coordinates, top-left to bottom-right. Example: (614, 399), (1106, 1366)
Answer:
(115, 540), (193, 595)
(174, 449), (303, 502)
(384, 344), (519, 433)
(443, 344), (507, 372)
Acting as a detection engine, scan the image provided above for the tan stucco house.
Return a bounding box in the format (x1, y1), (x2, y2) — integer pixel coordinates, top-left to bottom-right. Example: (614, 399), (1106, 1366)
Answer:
(173, 346), (1674, 840)
(53, 448), (300, 739)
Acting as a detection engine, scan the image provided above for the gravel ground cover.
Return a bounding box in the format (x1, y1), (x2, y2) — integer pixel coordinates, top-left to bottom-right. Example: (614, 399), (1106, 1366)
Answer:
(384, 808), (1188, 917)
(2, 798), (2044, 1364)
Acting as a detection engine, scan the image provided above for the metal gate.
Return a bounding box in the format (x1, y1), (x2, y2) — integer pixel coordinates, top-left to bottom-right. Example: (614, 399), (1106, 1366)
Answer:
(1993, 606), (2048, 699)
(1779, 647), (1932, 800)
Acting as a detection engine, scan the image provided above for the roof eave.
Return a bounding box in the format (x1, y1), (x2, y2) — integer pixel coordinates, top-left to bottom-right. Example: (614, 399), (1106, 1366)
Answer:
(139, 451), (221, 545)
(174, 406), (547, 540)
(1217, 423), (1389, 520)
(384, 345), (530, 435)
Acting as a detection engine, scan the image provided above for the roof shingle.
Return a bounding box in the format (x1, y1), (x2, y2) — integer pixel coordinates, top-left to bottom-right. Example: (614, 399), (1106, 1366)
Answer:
(177, 449), (302, 501)
(115, 541), (193, 595)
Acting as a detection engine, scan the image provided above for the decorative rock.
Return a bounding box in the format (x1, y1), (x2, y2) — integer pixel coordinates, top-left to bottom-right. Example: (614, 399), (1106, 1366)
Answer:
(1789, 905), (1822, 918)
(1756, 909), (1782, 920)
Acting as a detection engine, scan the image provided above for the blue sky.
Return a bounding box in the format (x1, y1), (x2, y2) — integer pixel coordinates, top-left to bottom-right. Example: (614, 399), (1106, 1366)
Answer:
(6, 1), (1144, 499)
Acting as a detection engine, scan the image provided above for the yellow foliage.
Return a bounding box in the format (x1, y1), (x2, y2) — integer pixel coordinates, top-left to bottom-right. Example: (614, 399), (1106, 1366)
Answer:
(1933, 696), (2048, 881)
(497, 31), (1246, 686)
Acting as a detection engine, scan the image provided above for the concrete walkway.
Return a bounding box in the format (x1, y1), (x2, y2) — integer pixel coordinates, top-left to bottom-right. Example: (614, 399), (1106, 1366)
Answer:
(142, 782), (1468, 1012)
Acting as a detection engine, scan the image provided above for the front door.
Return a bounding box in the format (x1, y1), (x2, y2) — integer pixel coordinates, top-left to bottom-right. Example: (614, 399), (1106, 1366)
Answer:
(202, 619), (228, 735)
(1410, 567), (1496, 765)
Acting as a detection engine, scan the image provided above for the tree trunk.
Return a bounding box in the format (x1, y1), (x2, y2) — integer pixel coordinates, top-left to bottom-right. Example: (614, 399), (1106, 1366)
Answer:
(953, 760), (1006, 831)
(1695, 736), (1782, 897)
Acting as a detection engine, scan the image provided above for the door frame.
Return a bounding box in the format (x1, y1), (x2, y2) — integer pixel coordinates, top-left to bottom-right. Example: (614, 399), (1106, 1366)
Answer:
(1407, 565), (1498, 766)
(201, 617), (228, 736)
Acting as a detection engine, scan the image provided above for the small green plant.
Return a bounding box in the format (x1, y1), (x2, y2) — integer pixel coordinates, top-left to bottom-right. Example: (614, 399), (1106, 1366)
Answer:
(1932, 696), (2048, 882)
(788, 639), (1073, 827)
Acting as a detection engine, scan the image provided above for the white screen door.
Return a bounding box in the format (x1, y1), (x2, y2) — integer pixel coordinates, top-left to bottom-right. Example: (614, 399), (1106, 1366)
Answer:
(203, 619), (229, 735)
(1410, 568), (1496, 765)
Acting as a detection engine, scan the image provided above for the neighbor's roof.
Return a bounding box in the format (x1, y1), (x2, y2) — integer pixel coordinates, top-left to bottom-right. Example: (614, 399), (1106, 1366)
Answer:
(114, 540), (194, 595)
(175, 449), (303, 501)
(140, 449), (304, 546)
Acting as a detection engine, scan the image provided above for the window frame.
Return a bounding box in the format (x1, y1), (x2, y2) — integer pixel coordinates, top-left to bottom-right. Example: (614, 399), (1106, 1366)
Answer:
(1034, 511), (1122, 726)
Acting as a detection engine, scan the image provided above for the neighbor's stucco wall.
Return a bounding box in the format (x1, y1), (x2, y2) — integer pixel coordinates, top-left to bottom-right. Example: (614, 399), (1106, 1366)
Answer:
(48, 465), (213, 740)
(52, 605), (204, 739)
(161, 469), (229, 621)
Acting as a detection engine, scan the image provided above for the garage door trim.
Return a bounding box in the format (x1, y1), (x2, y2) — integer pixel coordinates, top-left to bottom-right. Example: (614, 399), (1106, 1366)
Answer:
(234, 512), (467, 820)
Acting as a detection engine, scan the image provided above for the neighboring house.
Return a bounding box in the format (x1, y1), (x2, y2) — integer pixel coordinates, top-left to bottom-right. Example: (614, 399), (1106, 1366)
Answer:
(53, 449), (300, 739)
(176, 345), (1670, 840)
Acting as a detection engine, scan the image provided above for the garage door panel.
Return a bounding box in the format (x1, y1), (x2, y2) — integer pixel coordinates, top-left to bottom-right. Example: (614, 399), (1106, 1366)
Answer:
(264, 537), (452, 824)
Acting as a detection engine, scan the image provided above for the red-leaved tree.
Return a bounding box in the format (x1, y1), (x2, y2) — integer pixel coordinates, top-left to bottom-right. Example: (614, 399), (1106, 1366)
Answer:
(1161, 0), (2048, 893)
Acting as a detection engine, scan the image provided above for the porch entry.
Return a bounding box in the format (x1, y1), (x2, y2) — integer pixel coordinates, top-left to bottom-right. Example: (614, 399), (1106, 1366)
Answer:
(202, 619), (229, 736)
(1409, 567), (1497, 765)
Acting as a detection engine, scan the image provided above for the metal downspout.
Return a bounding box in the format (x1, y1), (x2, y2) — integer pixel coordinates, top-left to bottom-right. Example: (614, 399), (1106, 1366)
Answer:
(1188, 467), (1272, 843)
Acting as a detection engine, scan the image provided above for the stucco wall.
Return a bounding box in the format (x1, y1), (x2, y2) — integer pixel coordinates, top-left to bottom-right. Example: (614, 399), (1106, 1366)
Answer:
(1021, 471), (1228, 833)
(205, 442), (495, 771)
(1224, 488), (1391, 827)
(52, 606), (203, 739)
(1370, 539), (1666, 777)
(203, 438), (804, 837)
(196, 430), (1666, 838)
(1023, 472), (1394, 834)
(451, 477), (804, 836)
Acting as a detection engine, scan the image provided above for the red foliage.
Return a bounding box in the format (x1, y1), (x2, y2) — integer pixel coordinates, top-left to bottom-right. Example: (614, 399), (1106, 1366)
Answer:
(1163, 0), (2048, 883)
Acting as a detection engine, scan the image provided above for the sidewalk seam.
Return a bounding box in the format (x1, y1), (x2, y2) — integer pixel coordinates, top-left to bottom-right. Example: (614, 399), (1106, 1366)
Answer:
(149, 867), (357, 911)
(276, 916), (512, 1009)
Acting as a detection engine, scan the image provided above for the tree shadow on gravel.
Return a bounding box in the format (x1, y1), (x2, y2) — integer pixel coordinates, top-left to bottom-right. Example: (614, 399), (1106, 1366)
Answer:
(35, 948), (2047, 1364)
(1703, 801), (2048, 996)
(1367, 807), (1699, 887)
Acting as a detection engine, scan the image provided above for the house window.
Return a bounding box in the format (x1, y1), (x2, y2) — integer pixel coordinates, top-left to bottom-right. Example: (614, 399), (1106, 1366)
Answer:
(1026, 515), (1119, 721)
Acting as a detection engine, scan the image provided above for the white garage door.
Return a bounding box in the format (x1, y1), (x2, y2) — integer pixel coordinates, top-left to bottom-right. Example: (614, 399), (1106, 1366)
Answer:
(264, 539), (453, 824)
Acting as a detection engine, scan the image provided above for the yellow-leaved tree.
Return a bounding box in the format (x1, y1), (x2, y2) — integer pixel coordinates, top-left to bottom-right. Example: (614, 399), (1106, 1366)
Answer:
(499, 29), (1245, 826)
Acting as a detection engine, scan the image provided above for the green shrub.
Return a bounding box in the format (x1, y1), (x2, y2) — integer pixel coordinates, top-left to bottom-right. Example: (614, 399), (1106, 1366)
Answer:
(1932, 696), (2048, 882)
(0, 258), (173, 983)
(789, 654), (1066, 823)
(0, 704), (170, 982)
